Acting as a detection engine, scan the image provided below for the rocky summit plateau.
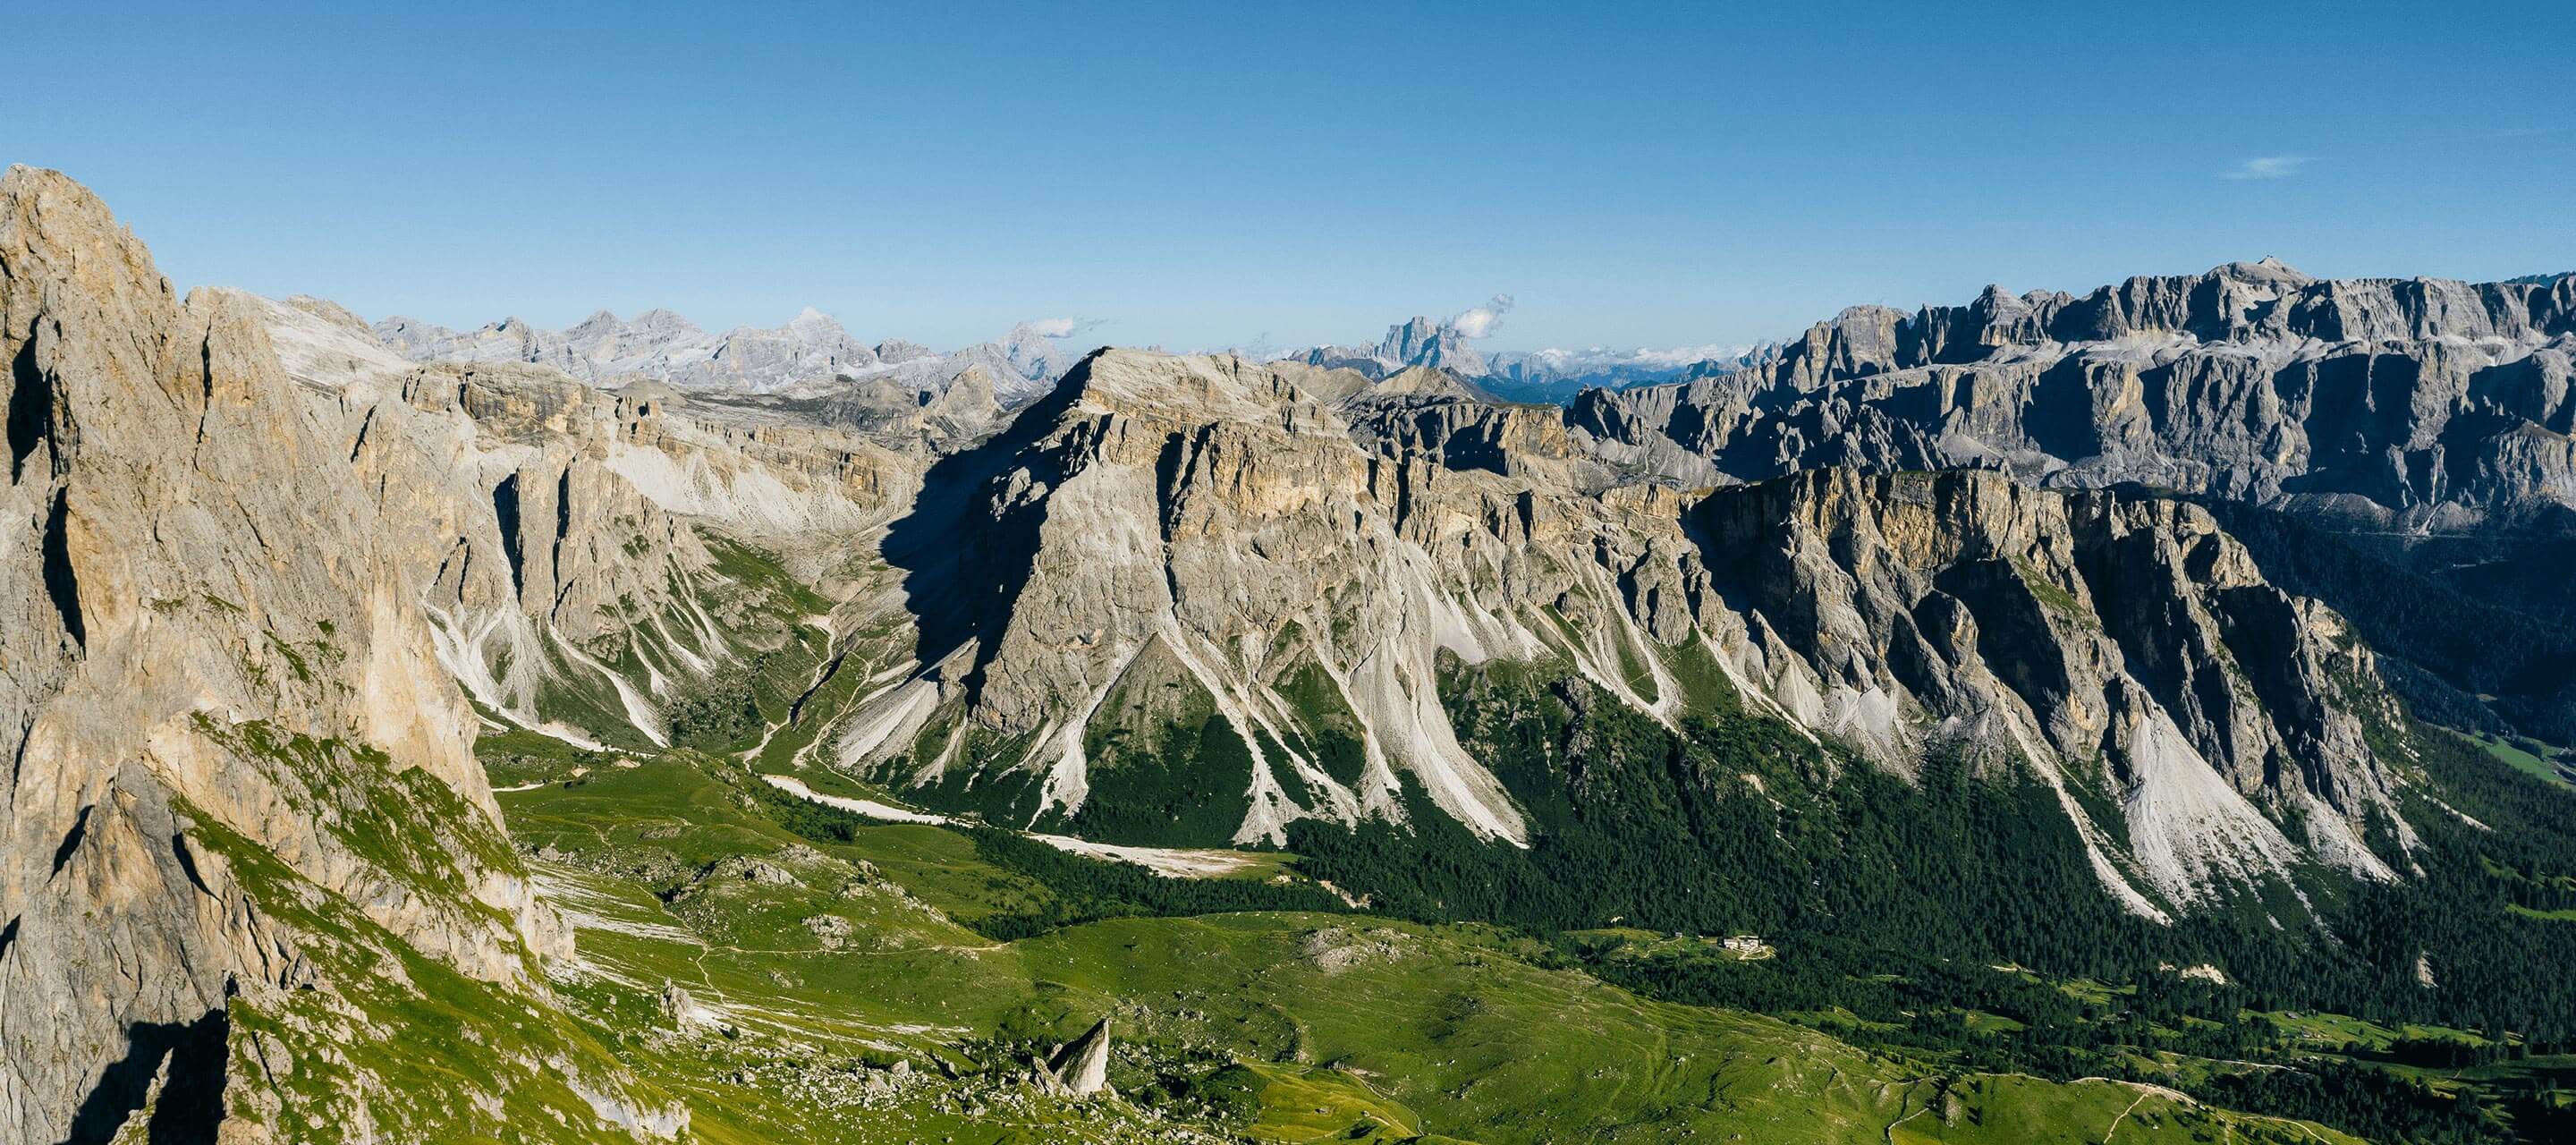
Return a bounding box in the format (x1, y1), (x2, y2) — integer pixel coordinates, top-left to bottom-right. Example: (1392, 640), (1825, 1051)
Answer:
(11, 165), (2576, 1145)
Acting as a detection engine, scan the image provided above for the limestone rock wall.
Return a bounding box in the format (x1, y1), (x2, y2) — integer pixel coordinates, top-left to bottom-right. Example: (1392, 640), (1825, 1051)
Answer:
(0, 165), (559, 1143)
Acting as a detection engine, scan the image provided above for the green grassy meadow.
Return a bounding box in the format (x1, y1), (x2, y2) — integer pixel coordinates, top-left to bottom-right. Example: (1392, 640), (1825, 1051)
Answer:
(474, 746), (2375, 1144)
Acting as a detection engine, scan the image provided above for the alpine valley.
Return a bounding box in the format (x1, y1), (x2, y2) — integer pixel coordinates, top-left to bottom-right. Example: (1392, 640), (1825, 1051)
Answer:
(13, 165), (2576, 1145)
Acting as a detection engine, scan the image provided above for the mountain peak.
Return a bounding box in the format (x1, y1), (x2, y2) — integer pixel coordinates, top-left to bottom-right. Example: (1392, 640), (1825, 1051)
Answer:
(0, 165), (125, 242)
(2207, 256), (2313, 285)
(1367, 363), (1499, 403)
(875, 337), (933, 363)
(784, 306), (848, 346)
(629, 308), (700, 336)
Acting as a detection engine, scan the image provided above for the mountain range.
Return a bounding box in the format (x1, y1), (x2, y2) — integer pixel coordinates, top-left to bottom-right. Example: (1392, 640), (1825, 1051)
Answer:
(1291, 310), (1775, 403)
(374, 305), (1080, 403)
(11, 165), (2576, 1144)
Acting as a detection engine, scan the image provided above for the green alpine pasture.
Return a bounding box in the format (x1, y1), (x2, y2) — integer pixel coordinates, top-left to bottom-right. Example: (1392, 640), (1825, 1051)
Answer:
(472, 744), (2375, 1143)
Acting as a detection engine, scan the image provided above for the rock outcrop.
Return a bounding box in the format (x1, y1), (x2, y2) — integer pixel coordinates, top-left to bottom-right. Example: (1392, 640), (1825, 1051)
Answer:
(851, 351), (1560, 848)
(1036, 1019), (1112, 1098)
(760, 363), (1004, 453)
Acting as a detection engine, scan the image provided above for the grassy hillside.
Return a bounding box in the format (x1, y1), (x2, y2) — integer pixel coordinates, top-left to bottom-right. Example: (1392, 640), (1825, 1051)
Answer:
(480, 742), (2380, 1143)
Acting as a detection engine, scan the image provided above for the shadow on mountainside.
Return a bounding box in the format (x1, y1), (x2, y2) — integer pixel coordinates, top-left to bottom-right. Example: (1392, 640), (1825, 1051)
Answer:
(64, 1007), (228, 1144)
(877, 355), (1095, 698)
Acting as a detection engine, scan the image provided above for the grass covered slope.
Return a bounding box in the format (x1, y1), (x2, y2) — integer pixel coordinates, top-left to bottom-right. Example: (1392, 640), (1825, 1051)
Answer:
(182, 810), (684, 1144)
(483, 739), (2368, 1144)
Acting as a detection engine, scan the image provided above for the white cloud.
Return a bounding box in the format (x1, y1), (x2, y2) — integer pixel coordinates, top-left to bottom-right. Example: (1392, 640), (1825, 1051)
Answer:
(1021, 317), (1110, 340)
(1518, 343), (1759, 370)
(1447, 293), (1516, 338)
(1623, 343), (1761, 369)
(2222, 156), (2310, 181)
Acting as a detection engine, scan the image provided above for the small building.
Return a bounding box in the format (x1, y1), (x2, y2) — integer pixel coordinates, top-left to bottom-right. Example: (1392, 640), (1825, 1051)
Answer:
(1721, 934), (1764, 954)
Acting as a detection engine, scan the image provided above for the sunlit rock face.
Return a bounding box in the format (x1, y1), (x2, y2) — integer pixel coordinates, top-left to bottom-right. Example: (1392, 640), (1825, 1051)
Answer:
(0, 165), (587, 1144)
(1572, 259), (2576, 529)
(818, 347), (2408, 925)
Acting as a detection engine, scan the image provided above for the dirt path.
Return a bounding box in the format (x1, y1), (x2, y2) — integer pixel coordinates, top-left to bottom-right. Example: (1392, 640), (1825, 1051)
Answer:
(761, 773), (1270, 878)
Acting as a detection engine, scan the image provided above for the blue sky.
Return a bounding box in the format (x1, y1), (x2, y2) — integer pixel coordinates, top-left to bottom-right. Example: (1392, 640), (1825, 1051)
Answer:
(7, 1), (2568, 353)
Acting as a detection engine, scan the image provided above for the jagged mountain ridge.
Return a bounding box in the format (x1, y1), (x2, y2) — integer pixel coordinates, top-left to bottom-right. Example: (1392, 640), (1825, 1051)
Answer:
(377, 305), (1078, 402)
(1292, 311), (1770, 403)
(1289, 261), (2576, 528)
(1479, 341), (1779, 403)
(1572, 259), (2576, 526)
(1296, 314), (1493, 378)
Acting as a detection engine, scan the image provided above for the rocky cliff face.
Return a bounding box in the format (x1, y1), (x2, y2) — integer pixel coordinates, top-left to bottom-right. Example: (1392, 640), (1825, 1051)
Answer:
(0, 167), (674, 1142)
(751, 364), (1004, 454)
(1572, 259), (2576, 527)
(848, 351), (1553, 846)
(1331, 366), (1622, 495)
(821, 347), (2408, 920)
(1686, 469), (2404, 915)
(267, 295), (920, 751)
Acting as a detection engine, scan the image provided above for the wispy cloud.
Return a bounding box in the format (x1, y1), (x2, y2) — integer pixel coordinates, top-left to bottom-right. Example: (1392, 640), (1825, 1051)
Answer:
(1448, 293), (1515, 338)
(2222, 155), (2310, 181)
(1024, 317), (1109, 339)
